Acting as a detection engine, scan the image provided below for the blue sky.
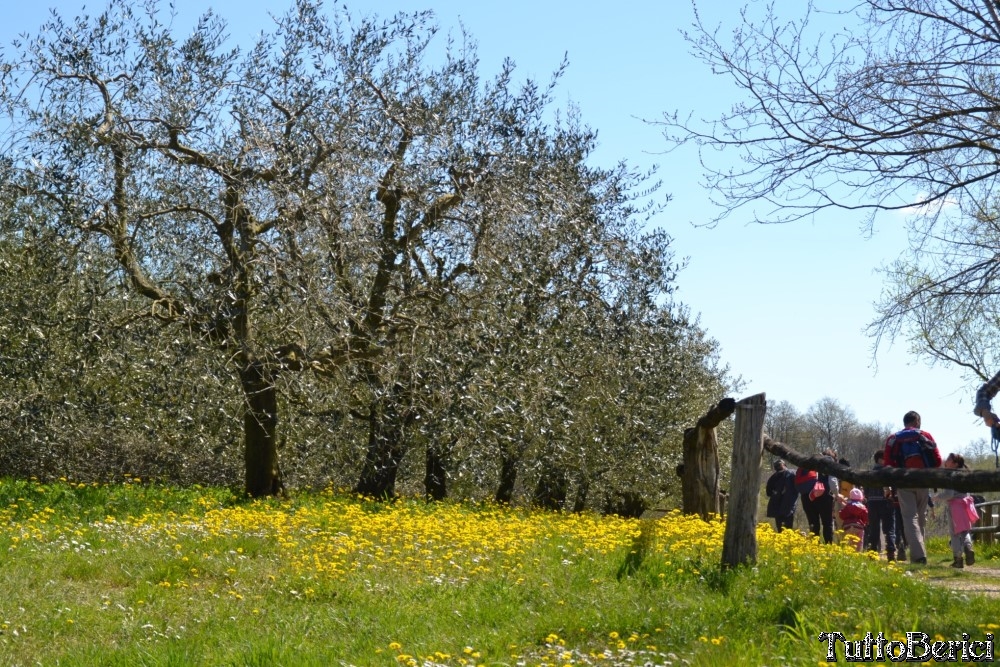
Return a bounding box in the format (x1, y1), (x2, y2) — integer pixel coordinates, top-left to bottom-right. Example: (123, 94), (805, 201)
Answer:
(3, 1), (992, 455)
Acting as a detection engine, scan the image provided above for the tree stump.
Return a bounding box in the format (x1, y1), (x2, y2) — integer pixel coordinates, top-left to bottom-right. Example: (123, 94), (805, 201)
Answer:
(721, 393), (766, 570)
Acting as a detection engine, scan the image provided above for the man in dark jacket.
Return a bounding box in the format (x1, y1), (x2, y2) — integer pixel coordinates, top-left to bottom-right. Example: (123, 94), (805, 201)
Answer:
(765, 460), (798, 532)
(864, 449), (897, 560)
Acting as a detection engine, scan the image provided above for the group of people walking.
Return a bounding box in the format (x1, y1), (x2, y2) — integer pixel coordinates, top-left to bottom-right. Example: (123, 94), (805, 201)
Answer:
(765, 410), (979, 567)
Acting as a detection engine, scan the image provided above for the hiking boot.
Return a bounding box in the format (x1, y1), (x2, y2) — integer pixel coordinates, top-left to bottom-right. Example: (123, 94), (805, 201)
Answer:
(951, 557), (964, 569)
(913, 557), (927, 565)
(965, 548), (976, 566)
(886, 551), (896, 562)
(898, 549), (906, 562)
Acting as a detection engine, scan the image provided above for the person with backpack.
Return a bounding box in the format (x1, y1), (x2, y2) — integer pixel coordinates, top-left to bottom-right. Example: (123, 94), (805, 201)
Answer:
(794, 450), (839, 543)
(765, 460), (798, 532)
(882, 410), (942, 564)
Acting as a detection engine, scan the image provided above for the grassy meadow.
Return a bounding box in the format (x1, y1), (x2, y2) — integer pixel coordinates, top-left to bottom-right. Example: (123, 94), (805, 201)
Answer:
(0, 477), (998, 666)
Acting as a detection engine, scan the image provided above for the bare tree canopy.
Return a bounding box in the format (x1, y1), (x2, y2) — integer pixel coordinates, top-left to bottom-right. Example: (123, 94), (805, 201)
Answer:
(760, 396), (891, 465)
(664, 0), (1000, 397)
(664, 0), (1000, 226)
(869, 192), (1000, 380)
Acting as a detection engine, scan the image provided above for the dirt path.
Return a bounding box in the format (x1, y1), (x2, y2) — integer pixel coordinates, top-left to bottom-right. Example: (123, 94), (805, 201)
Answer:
(923, 559), (1000, 597)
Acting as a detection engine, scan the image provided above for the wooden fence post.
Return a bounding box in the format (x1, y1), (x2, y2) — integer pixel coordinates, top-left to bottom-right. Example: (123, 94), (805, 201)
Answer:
(681, 398), (736, 520)
(721, 392), (766, 570)
(973, 501), (999, 545)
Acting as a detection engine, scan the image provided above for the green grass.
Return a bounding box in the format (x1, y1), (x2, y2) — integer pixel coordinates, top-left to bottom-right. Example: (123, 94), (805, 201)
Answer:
(0, 478), (997, 666)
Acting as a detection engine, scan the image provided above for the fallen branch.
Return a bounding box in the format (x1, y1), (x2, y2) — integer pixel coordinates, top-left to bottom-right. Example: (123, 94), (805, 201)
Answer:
(764, 436), (1000, 493)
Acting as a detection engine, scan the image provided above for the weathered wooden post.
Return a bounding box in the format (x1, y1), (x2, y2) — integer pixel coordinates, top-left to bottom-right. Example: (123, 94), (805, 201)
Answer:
(721, 392), (766, 570)
(681, 398), (736, 520)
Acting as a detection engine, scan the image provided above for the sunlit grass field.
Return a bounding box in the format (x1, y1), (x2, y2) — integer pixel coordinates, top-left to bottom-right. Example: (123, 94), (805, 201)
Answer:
(0, 477), (997, 666)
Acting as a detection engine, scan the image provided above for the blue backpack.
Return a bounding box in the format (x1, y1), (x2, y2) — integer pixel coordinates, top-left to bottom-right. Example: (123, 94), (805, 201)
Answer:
(889, 429), (937, 469)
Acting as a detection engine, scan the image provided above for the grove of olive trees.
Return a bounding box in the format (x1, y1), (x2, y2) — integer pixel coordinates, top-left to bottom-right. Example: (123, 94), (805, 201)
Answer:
(0, 0), (733, 510)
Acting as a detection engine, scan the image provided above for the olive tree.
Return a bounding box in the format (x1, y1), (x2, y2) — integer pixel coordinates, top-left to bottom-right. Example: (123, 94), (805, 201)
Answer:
(0, 194), (244, 483)
(349, 110), (736, 509)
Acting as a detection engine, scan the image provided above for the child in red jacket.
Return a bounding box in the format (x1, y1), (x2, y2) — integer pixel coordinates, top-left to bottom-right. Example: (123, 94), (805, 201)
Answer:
(839, 488), (869, 552)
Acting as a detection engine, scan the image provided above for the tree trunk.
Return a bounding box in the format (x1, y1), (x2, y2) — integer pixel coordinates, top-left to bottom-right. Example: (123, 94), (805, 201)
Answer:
(354, 403), (406, 499)
(571, 479), (589, 513)
(532, 462), (568, 510)
(603, 491), (647, 518)
(424, 441), (448, 501)
(240, 362), (283, 498)
(721, 393), (766, 570)
(495, 454), (519, 504)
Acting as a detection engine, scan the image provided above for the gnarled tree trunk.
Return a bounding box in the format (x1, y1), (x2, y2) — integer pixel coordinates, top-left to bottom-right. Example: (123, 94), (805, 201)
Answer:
(240, 362), (283, 498)
(572, 478), (589, 513)
(603, 491), (648, 518)
(354, 401), (407, 499)
(424, 441), (449, 501)
(532, 461), (568, 510)
(495, 454), (519, 504)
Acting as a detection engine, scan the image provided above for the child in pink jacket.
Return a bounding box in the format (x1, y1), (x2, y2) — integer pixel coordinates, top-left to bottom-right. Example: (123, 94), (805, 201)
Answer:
(933, 453), (978, 568)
